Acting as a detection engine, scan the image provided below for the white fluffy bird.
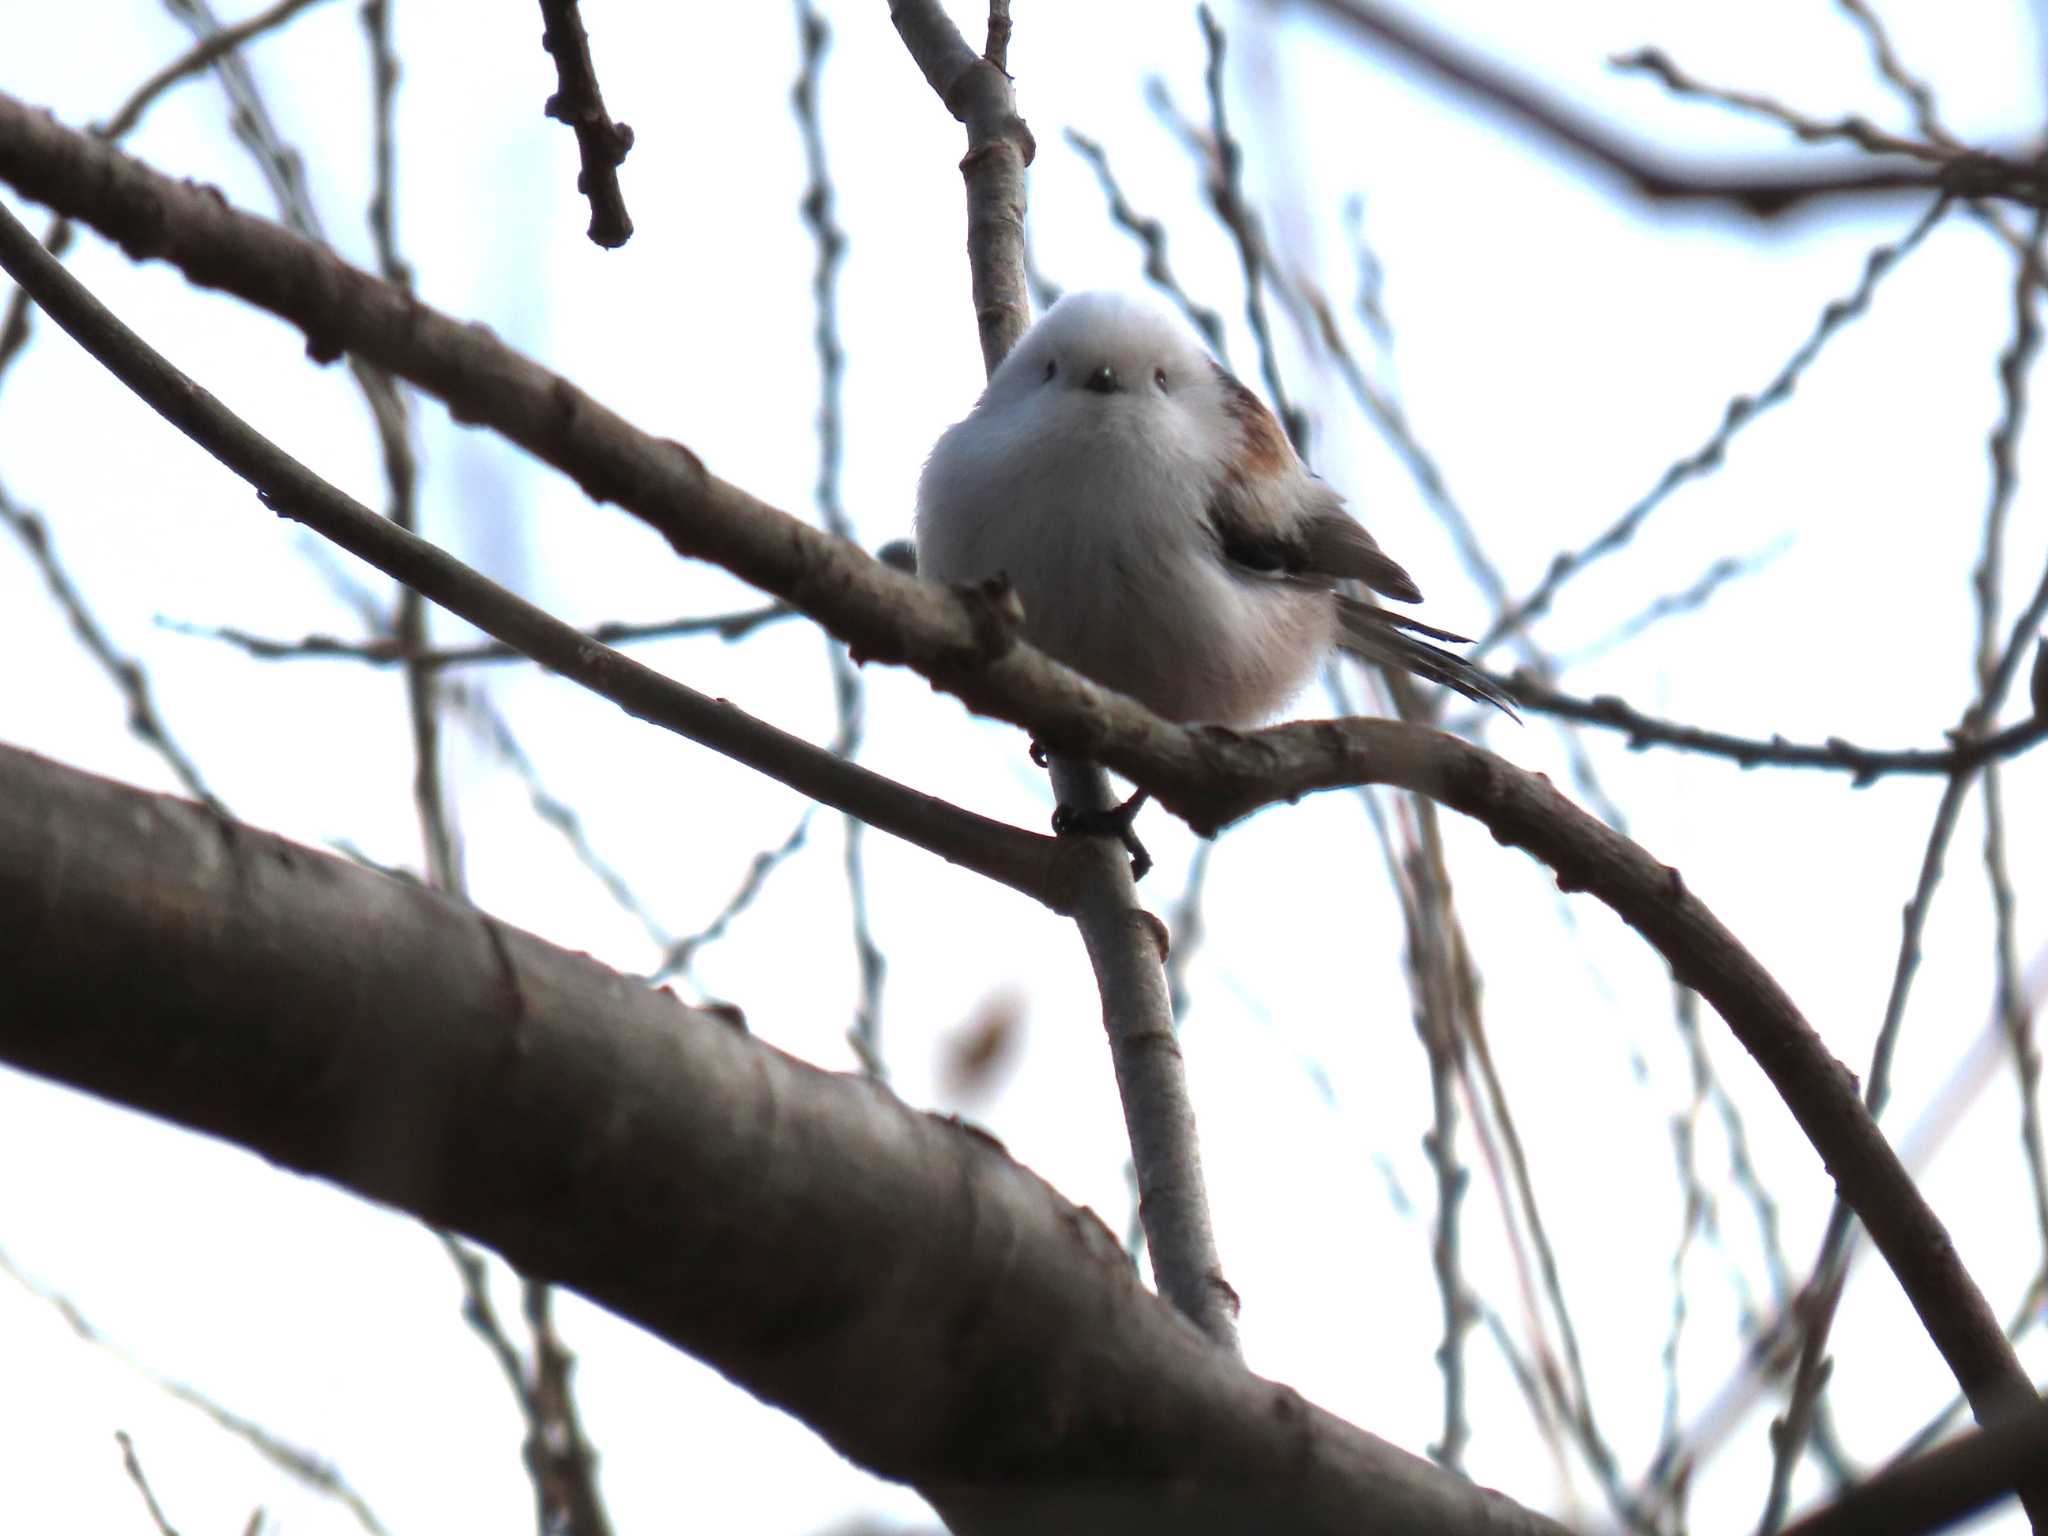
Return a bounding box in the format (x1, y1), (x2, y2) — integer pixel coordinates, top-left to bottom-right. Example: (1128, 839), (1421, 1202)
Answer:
(915, 290), (1512, 726)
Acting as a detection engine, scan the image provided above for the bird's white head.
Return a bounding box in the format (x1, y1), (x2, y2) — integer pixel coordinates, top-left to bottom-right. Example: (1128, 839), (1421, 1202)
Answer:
(975, 291), (1241, 468)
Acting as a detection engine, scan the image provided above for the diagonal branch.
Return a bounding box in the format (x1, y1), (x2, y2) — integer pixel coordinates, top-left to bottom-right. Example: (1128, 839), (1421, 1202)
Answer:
(0, 188), (1065, 911)
(1290, 0), (2044, 216)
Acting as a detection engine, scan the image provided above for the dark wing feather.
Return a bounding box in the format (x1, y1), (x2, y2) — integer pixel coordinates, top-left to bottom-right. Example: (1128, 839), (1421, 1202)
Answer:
(1335, 595), (1519, 718)
(1203, 472), (1314, 583)
(1302, 506), (1422, 603)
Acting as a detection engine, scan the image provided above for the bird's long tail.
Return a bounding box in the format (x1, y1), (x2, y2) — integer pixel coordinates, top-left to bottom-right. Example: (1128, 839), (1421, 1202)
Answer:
(1335, 595), (1520, 719)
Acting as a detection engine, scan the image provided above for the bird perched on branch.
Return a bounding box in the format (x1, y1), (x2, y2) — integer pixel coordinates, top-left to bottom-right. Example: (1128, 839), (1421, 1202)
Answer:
(915, 289), (1513, 729)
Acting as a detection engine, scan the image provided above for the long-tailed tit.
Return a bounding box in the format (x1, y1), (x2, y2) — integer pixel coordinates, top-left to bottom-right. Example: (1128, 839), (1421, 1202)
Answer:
(915, 290), (1513, 729)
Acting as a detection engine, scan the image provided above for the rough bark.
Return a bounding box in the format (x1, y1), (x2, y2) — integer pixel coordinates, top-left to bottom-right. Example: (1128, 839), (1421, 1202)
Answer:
(0, 742), (1567, 1536)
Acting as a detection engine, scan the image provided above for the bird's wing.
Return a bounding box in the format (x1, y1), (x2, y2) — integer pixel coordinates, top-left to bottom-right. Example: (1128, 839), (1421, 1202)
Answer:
(1206, 362), (1423, 602)
(1300, 500), (1423, 603)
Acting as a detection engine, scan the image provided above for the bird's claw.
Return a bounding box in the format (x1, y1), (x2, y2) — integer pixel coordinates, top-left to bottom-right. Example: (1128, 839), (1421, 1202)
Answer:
(1052, 791), (1153, 881)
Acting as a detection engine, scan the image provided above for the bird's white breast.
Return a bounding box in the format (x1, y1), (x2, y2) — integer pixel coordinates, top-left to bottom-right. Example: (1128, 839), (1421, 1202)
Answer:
(916, 396), (1330, 724)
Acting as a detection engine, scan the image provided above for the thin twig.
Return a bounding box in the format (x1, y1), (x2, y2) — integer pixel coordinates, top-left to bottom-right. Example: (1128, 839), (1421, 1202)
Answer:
(438, 1232), (533, 1413)
(1560, 541), (1792, 668)
(1456, 916), (1635, 1519)
(1833, 0), (1959, 149)
(116, 1432), (185, 1536)
(982, 0), (1011, 71)
(537, 0), (634, 247)
(1639, 958), (2048, 1516)
(0, 1245), (389, 1535)
(1977, 211), (2048, 1270)
(1403, 833), (1473, 1472)
(1295, 275), (1513, 620)
(1162, 840), (1214, 1026)
(160, 602), (793, 665)
(794, 0), (885, 1070)
(159, 0), (450, 896)
(1498, 671), (2048, 782)
(1293, 0), (1984, 216)
(440, 1234), (613, 1534)
(656, 812), (814, 983)
(360, 0), (409, 289)
(1064, 128), (1229, 356)
(0, 0), (335, 396)
(1340, 197), (1390, 347)
(1763, 202), (2048, 1534)
(1195, 5), (1307, 452)
(1613, 48), (1963, 168)
(0, 485), (228, 814)
(357, 0), (455, 894)
(520, 1280), (614, 1536)
(1656, 984), (1711, 1479)
(123, 0), (340, 143)
(0, 194), (1069, 907)
(445, 682), (676, 954)
(1479, 195), (1952, 656)
(1983, 766), (2048, 1259)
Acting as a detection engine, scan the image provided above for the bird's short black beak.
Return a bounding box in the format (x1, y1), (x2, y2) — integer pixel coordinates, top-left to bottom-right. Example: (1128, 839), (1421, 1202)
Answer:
(1083, 364), (1121, 395)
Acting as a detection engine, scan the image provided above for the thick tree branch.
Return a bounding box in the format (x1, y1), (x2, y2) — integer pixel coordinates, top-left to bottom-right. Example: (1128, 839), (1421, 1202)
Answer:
(0, 741), (1571, 1536)
(0, 96), (2039, 1456)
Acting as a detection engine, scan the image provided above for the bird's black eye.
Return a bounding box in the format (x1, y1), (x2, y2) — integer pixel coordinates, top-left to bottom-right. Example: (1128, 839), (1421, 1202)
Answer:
(1043, 358), (1058, 383)
(1153, 367), (1169, 391)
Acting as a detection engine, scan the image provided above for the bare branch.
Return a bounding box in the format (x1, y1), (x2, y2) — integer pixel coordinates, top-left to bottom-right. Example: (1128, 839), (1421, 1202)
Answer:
(537, 0), (634, 248)
(0, 485), (227, 813)
(1781, 1398), (2048, 1536)
(1497, 671), (2048, 782)
(1194, 5), (1306, 452)
(793, 0), (885, 1067)
(0, 741), (1575, 1536)
(657, 811), (814, 982)
(0, 187), (1067, 908)
(116, 1432), (185, 1536)
(0, 0), (335, 397)
(886, 0), (1035, 371)
(447, 683), (677, 954)
(354, 0), (455, 894)
(1612, 48), (1960, 166)
(1291, 0), (2037, 216)
(1479, 194), (1952, 656)
(161, 603), (793, 666)
(890, 1), (1242, 1351)
(1, 105), (2038, 1446)
(1063, 128), (1229, 357)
